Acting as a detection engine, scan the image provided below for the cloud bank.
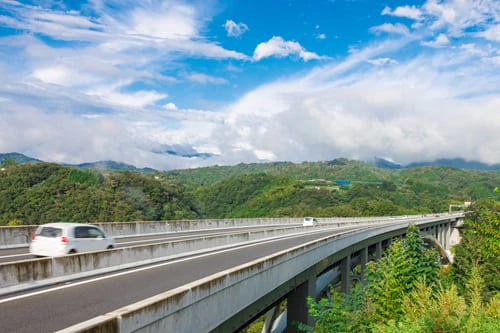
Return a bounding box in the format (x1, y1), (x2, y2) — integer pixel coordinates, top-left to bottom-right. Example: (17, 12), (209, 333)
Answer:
(0, 0), (498, 170)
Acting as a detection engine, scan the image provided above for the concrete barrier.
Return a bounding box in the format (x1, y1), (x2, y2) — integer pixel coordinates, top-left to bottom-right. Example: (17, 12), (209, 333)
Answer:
(0, 223), (369, 295)
(0, 216), (399, 249)
(0, 225), (37, 249)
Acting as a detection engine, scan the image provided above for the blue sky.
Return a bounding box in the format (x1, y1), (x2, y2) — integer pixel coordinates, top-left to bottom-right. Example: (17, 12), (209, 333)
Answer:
(0, 0), (499, 170)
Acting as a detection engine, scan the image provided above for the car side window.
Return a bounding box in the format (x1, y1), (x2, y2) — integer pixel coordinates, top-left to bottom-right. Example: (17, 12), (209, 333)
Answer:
(87, 227), (104, 238)
(74, 226), (89, 238)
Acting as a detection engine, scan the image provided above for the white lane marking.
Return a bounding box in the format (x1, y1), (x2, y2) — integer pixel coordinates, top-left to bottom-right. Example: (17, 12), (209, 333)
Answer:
(0, 227), (360, 304)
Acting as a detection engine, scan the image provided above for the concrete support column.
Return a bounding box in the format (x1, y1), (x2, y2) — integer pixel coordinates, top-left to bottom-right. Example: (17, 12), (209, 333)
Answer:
(286, 277), (316, 333)
(360, 247), (368, 275)
(262, 306), (279, 333)
(376, 241), (382, 260)
(443, 224), (448, 250)
(386, 238), (392, 248)
(341, 254), (351, 294)
(439, 224), (446, 246)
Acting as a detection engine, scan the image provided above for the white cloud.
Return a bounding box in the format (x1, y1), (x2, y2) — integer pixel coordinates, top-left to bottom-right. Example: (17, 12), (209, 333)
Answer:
(213, 40), (500, 165)
(1, 0), (499, 170)
(370, 23), (410, 35)
(163, 102), (178, 110)
(186, 73), (228, 84)
(129, 3), (198, 40)
(422, 0), (500, 37)
(0, 0), (247, 60)
(224, 19), (249, 37)
(253, 36), (324, 61)
(422, 33), (450, 47)
(32, 65), (104, 87)
(316, 33), (326, 40)
(86, 87), (167, 109)
(382, 5), (423, 20)
(477, 24), (500, 42)
(367, 58), (399, 66)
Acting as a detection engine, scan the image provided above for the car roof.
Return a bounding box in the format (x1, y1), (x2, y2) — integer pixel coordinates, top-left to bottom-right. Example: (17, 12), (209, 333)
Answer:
(39, 222), (98, 228)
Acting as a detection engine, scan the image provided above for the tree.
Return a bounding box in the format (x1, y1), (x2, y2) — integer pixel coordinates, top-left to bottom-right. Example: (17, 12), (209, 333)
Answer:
(308, 224), (441, 331)
(1, 158), (16, 168)
(365, 224), (440, 324)
(379, 266), (500, 332)
(452, 200), (500, 300)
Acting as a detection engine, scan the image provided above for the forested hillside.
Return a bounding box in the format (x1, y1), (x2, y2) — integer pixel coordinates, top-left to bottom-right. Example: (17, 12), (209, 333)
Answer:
(167, 159), (392, 185)
(1, 159), (499, 225)
(0, 163), (199, 225)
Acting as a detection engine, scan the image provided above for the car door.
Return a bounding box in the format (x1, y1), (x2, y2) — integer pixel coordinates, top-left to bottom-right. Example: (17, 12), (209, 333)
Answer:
(73, 226), (92, 252)
(86, 226), (107, 252)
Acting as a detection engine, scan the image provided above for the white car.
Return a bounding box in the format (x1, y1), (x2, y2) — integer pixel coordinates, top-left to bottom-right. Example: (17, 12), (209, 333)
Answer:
(29, 223), (115, 257)
(303, 217), (318, 226)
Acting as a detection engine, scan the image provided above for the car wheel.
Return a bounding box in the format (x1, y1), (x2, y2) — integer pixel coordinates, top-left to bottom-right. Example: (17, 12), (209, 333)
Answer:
(107, 245), (114, 249)
(68, 249), (77, 254)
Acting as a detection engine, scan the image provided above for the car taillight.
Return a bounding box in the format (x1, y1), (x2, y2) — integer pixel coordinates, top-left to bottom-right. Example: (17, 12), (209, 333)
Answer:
(61, 236), (68, 243)
(31, 234), (38, 240)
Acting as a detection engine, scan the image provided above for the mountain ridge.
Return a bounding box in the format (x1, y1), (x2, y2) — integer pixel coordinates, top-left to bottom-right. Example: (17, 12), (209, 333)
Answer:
(374, 157), (500, 171)
(0, 153), (155, 173)
(2, 152), (500, 172)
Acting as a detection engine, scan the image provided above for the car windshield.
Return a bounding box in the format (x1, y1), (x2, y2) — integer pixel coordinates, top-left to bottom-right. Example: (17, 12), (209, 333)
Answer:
(39, 227), (63, 238)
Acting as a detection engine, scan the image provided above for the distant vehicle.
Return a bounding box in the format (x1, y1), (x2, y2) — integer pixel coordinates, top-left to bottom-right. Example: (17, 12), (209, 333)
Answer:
(29, 223), (115, 257)
(303, 217), (318, 226)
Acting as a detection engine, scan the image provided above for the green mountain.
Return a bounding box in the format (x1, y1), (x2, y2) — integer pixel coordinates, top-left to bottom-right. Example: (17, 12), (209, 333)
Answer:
(406, 158), (500, 170)
(0, 152), (43, 165)
(1, 157), (498, 225)
(0, 152), (155, 173)
(68, 160), (156, 173)
(0, 163), (198, 225)
(167, 158), (392, 186)
(375, 157), (500, 171)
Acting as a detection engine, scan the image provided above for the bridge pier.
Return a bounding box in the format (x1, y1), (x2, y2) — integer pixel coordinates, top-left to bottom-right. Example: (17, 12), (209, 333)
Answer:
(340, 255), (352, 294)
(360, 247), (368, 274)
(262, 306), (280, 333)
(286, 273), (316, 332)
(375, 241), (382, 260)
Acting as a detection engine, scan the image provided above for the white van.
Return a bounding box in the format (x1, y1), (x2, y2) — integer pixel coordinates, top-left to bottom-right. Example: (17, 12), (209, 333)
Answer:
(303, 217), (318, 226)
(29, 223), (115, 256)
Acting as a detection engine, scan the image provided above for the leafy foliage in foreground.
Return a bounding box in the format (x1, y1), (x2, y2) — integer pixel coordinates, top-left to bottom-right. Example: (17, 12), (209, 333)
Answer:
(452, 200), (500, 301)
(305, 204), (500, 332)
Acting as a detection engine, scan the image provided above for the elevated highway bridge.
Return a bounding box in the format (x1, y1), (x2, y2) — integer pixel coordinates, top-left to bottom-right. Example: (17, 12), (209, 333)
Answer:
(0, 214), (464, 332)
